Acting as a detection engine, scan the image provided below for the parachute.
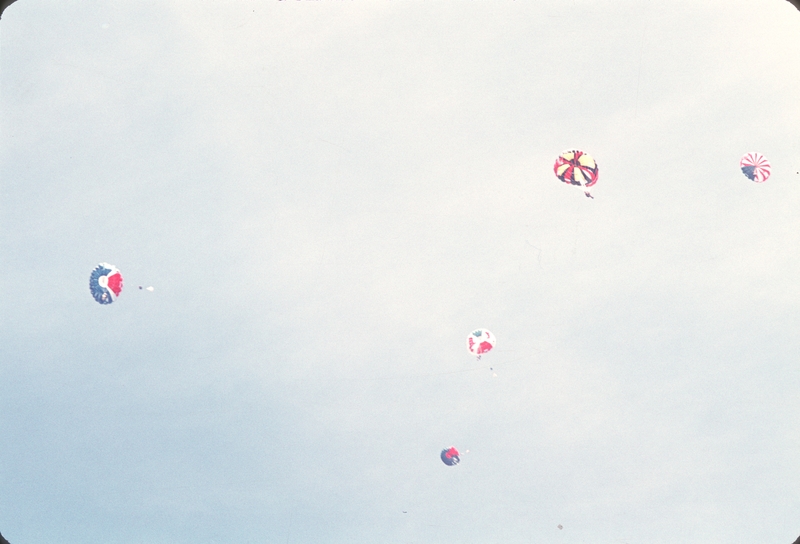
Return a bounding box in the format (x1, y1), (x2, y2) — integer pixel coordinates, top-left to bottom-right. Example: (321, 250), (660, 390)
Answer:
(740, 152), (771, 183)
(0, 0), (19, 20)
(467, 329), (495, 359)
(89, 263), (123, 304)
(554, 149), (598, 198)
(440, 447), (460, 466)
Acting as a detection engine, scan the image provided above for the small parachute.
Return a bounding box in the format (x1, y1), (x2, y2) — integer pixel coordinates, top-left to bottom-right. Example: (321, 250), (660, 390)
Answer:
(740, 152), (771, 183)
(0, 0), (19, 20)
(441, 447), (460, 466)
(554, 149), (598, 197)
(89, 263), (123, 304)
(467, 329), (495, 359)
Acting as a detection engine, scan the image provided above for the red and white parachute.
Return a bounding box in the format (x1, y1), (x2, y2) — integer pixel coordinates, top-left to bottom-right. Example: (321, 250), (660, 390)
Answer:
(554, 149), (598, 198)
(740, 152), (771, 183)
(467, 329), (495, 360)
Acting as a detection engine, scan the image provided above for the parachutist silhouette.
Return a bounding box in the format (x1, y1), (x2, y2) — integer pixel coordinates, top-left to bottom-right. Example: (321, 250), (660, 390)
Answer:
(584, 191), (594, 199)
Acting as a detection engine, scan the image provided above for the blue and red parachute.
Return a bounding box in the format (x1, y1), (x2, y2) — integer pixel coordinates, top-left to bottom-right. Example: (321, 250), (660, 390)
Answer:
(89, 263), (123, 304)
(441, 447), (460, 466)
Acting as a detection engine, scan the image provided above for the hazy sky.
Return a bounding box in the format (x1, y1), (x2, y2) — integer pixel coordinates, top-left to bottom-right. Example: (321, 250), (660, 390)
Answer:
(2, 1), (800, 543)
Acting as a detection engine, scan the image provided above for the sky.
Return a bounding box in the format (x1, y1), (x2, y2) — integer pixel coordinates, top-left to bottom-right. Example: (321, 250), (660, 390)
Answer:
(1, 1), (800, 543)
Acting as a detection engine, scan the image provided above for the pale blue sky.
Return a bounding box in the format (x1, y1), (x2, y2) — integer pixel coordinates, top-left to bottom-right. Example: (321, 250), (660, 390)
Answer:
(1, 1), (800, 543)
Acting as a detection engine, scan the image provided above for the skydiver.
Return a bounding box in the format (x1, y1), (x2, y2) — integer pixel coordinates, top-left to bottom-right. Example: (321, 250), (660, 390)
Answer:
(584, 191), (594, 199)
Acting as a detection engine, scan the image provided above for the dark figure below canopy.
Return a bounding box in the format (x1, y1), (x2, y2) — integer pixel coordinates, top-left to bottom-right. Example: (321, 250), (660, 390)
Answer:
(441, 447), (460, 466)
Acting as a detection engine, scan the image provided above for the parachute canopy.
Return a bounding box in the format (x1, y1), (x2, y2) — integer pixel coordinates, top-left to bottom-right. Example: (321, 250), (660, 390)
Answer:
(90, 263), (123, 304)
(0, 0), (19, 20)
(467, 329), (495, 358)
(740, 152), (771, 183)
(441, 447), (460, 466)
(554, 149), (598, 189)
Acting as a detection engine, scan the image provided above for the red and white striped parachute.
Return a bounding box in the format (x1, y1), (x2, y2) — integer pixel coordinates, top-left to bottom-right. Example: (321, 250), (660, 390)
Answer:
(554, 149), (598, 198)
(740, 152), (771, 183)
